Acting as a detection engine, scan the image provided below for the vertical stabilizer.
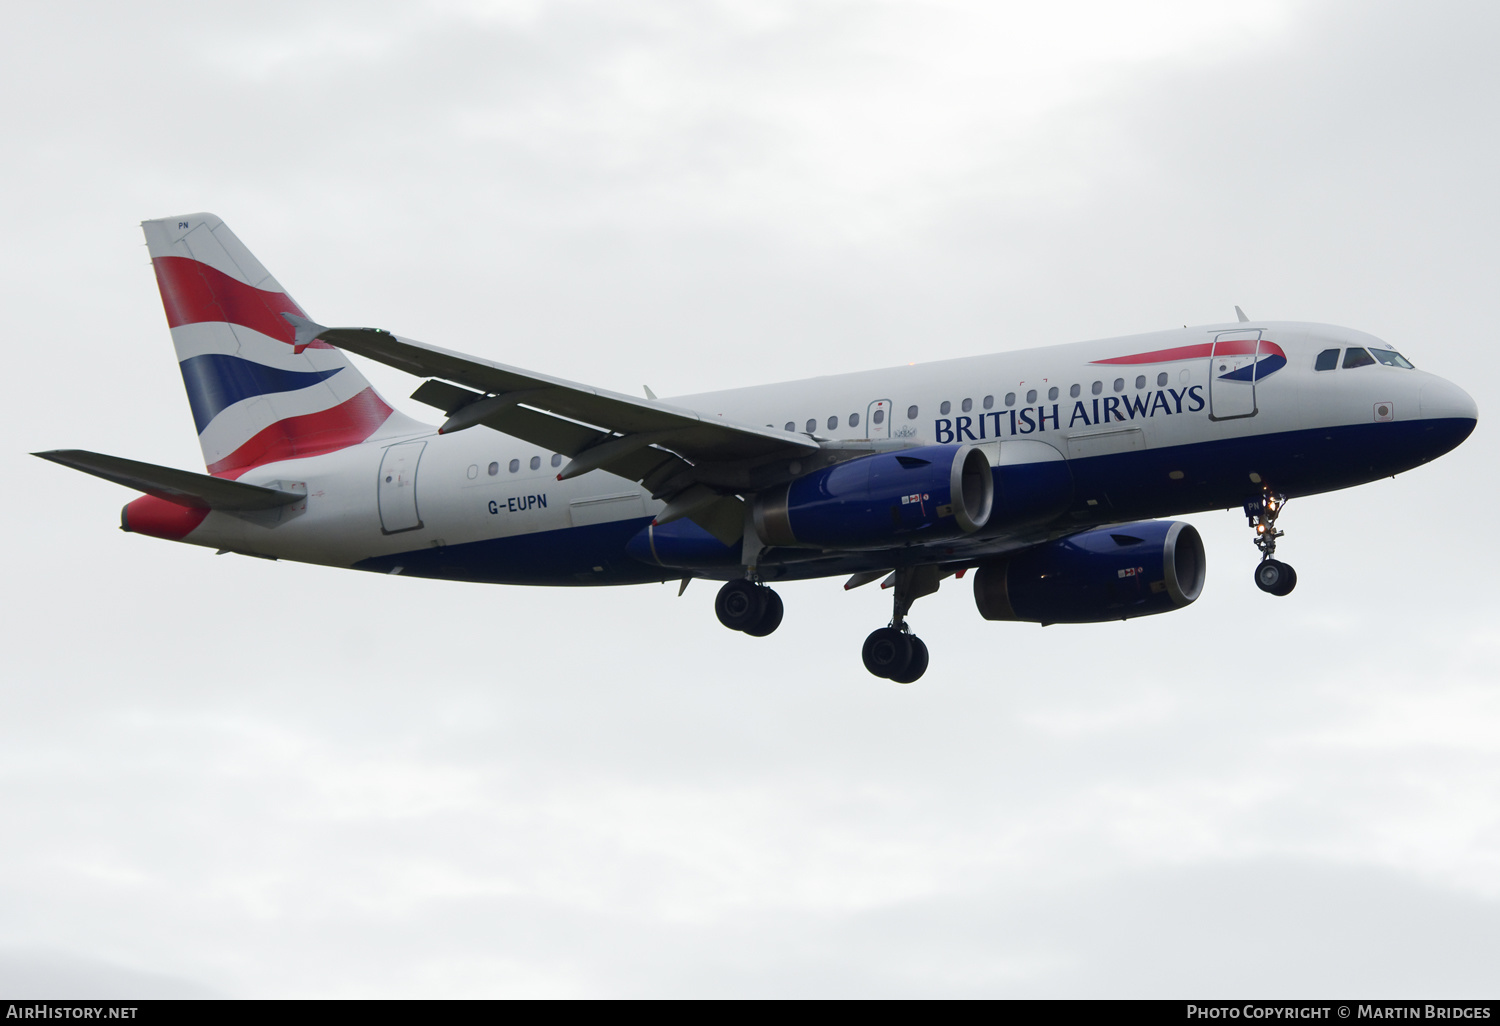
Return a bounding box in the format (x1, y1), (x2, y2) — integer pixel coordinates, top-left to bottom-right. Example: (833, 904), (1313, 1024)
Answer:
(142, 214), (426, 476)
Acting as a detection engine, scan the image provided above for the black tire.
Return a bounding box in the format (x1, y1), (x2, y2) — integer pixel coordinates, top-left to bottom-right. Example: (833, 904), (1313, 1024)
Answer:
(862, 627), (913, 679)
(888, 635), (929, 684)
(742, 588), (784, 637)
(715, 579), (768, 631)
(1275, 564), (1297, 596)
(1255, 559), (1292, 595)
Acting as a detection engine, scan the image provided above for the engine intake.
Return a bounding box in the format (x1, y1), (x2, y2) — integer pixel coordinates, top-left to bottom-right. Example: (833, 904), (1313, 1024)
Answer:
(974, 520), (1205, 624)
(754, 444), (994, 548)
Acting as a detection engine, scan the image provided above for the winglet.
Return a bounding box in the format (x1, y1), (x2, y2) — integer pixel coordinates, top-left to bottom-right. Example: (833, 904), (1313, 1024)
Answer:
(1235, 305), (1249, 323)
(281, 312), (330, 354)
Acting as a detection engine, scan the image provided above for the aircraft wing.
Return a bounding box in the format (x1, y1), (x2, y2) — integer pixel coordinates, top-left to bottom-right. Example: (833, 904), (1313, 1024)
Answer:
(305, 321), (820, 543)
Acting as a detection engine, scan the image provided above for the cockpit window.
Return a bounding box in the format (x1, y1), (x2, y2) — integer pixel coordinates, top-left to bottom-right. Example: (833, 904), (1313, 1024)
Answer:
(1343, 347), (1376, 369)
(1314, 349), (1339, 371)
(1370, 348), (1415, 369)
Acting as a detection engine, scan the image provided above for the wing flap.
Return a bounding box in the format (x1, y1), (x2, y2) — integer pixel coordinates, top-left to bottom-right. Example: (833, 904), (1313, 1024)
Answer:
(318, 326), (816, 464)
(34, 450), (304, 511)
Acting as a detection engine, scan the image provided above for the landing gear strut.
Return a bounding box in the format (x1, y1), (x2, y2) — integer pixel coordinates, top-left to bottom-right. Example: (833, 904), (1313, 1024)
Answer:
(861, 566), (940, 683)
(1245, 489), (1297, 597)
(715, 578), (784, 636)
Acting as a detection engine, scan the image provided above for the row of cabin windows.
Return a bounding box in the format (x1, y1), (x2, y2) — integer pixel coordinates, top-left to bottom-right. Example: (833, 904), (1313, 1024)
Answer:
(488, 453), (565, 476)
(779, 373), (1175, 433)
(1314, 347), (1415, 371)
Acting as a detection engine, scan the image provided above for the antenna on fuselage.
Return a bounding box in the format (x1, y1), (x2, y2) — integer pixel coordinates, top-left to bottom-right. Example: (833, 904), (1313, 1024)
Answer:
(1235, 306), (1250, 323)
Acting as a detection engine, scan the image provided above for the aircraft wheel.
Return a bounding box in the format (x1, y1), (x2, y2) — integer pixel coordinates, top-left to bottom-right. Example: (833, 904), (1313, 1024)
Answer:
(888, 635), (929, 684)
(742, 588), (784, 637)
(716, 579), (768, 631)
(1255, 559), (1297, 597)
(862, 627), (913, 679)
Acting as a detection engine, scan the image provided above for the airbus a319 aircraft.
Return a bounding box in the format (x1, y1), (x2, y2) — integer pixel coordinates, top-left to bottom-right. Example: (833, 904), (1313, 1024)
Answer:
(37, 214), (1478, 682)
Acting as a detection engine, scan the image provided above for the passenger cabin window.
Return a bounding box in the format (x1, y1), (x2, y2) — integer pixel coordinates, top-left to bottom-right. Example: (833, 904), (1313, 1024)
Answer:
(849, 412), (860, 427)
(1092, 381), (1103, 395)
(1047, 386), (1058, 401)
(1371, 348), (1415, 369)
(785, 421), (795, 431)
(806, 418), (816, 433)
(1135, 375), (1146, 390)
(940, 401), (951, 415)
(983, 395), (994, 409)
(961, 398), (973, 413)
(828, 415), (838, 430)
(1343, 347), (1376, 369)
(509, 459), (520, 473)
(1004, 393), (1016, 407)
(872, 409), (885, 425)
(1113, 378), (1125, 392)
(1026, 389), (1037, 404)
(1314, 349), (1340, 371)
(530, 456), (541, 471)
(551, 454), (563, 467)
(1157, 373), (1168, 387)
(907, 405), (919, 420)
(1070, 384), (1080, 398)
(488, 462), (499, 476)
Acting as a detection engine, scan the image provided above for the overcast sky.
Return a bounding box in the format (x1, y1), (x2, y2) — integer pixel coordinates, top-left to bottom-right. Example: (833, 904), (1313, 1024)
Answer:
(3, 0), (1498, 998)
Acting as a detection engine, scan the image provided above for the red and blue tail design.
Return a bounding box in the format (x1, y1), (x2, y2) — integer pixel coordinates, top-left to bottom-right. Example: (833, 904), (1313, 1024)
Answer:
(143, 213), (424, 477)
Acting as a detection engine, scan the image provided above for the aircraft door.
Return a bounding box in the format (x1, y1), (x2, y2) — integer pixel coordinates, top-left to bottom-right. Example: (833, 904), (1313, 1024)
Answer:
(378, 441), (426, 534)
(1209, 331), (1261, 420)
(866, 399), (892, 438)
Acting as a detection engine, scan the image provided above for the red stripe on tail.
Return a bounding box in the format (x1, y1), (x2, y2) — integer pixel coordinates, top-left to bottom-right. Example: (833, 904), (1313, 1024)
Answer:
(207, 387), (394, 477)
(151, 256), (333, 349)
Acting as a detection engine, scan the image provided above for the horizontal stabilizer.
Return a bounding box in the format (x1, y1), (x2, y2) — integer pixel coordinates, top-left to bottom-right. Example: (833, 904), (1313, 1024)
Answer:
(33, 450), (304, 510)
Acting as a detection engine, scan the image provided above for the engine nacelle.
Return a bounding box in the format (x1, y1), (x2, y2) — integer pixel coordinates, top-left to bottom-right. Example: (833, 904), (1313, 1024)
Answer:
(974, 520), (1206, 624)
(753, 444), (994, 548)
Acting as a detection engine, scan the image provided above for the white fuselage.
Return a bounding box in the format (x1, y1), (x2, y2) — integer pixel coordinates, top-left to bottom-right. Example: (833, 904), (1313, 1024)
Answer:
(166, 320), (1477, 585)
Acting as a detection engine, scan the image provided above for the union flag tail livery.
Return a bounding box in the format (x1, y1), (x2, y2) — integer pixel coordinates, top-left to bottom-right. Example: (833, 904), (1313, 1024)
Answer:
(142, 214), (421, 477)
(35, 212), (1478, 683)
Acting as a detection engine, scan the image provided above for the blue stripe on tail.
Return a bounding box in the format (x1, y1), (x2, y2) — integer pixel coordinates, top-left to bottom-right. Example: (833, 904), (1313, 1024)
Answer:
(179, 354), (342, 433)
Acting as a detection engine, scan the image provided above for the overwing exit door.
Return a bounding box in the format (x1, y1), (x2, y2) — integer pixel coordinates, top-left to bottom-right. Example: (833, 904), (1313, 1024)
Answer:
(1209, 331), (1262, 420)
(378, 441), (426, 534)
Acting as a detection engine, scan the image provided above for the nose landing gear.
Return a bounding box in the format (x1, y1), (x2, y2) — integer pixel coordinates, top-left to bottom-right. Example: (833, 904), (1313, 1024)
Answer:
(715, 578), (784, 636)
(1245, 489), (1297, 596)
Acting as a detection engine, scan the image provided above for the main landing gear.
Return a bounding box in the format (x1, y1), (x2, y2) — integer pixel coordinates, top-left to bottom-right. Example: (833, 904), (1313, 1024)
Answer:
(861, 566), (942, 684)
(1245, 490), (1297, 597)
(714, 566), (943, 683)
(715, 578), (784, 637)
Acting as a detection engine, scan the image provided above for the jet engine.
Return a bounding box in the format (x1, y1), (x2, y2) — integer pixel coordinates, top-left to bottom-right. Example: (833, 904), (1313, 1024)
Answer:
(753, 443), (994, 548)
(974, 520), (1205, 624)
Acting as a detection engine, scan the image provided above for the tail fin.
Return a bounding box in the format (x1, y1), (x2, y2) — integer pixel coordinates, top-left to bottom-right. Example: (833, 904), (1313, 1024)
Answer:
(142, 213), (425, 477)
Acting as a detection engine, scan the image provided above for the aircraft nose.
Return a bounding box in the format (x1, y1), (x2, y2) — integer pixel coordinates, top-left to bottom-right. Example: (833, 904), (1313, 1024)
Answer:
(1420, 376), (1479, 423)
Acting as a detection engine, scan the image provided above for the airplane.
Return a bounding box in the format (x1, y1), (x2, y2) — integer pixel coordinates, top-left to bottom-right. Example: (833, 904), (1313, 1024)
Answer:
(34, 214), (1478, 683)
